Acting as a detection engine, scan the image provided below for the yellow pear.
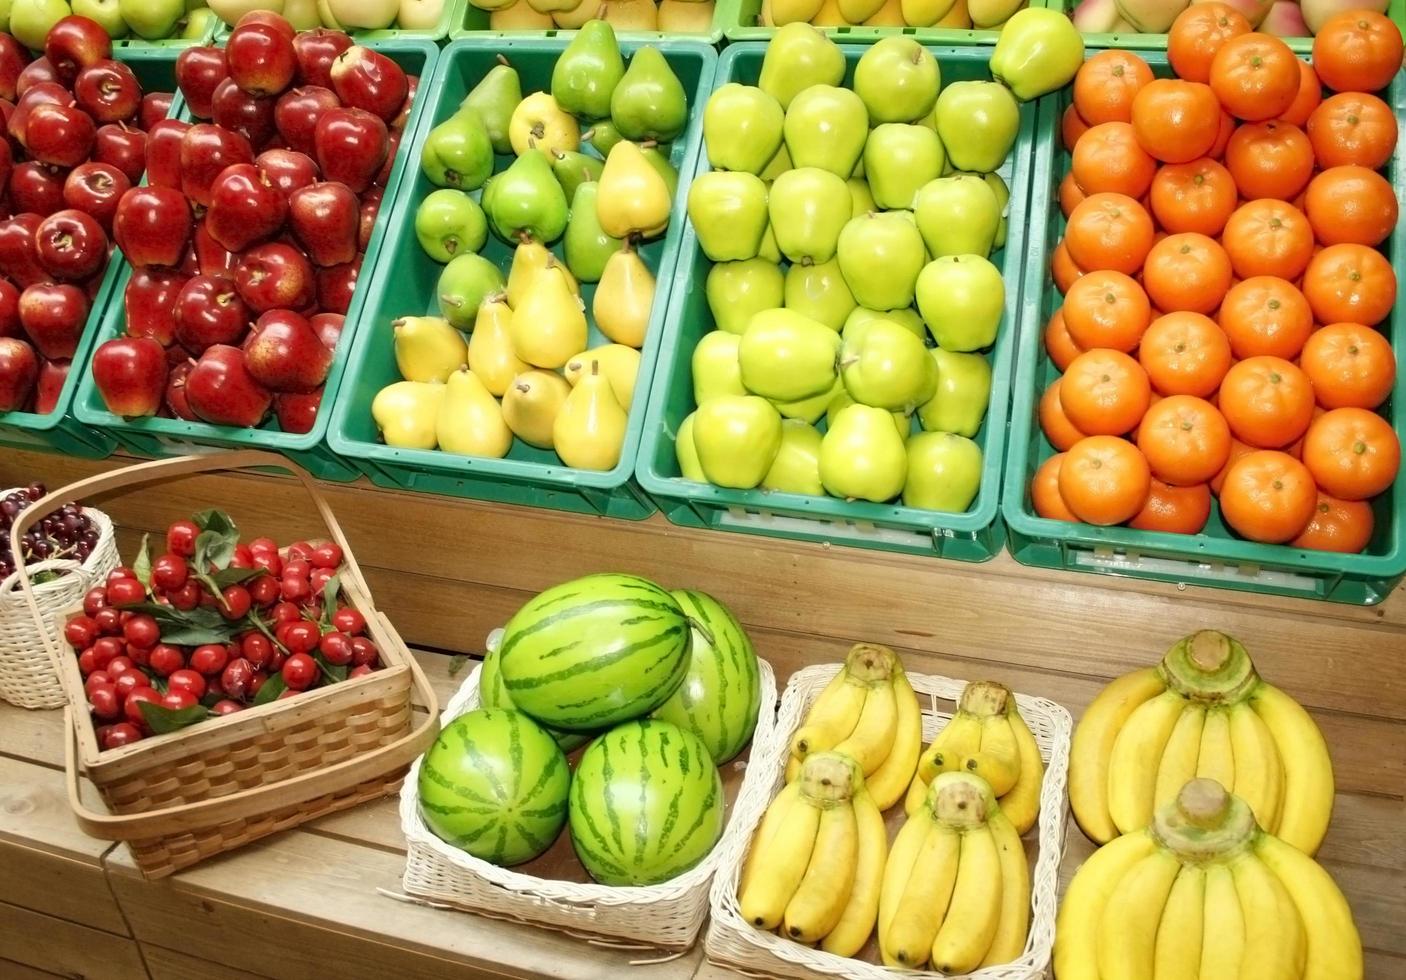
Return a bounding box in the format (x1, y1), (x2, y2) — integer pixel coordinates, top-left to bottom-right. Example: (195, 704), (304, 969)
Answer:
(936, 0), (970, 26)
(901, 0), (955, 24)
(597, 140), (671, 240)
(508, 240), (578, 310)
(810, 0), (847, 23)
(863, 0), (905, 22)
(393, 316), (466, 384)
(838, 0), (883, 20)
(759, 0), (774, 24)
(502, 370), (572, 449)
(554, 360), (628, 471)
(593, 245), (654, 349)
(490, 0), (556, 26)
(372, 381), (445, 450)
(553, 0), (602, 26)
(508, 259), (587, 369)
(604, 0), (658, 29)
(525, 0), (577, 12)
(436, 368), (512, 458)
(565, 344), (641, 408)
(508, 91), (579, 157)
(467, 294), (530, 396)
(657, 0), (714, 30)
(771, 0), (822, 21)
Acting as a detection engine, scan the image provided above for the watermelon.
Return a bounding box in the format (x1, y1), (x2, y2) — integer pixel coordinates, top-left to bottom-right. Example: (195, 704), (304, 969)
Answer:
(479, 644), (590, 752)
(418, 708), (570, 866)
(649, 591), (762, 764)
(498, 573), (692, 731)
(567, 719), (725, 886)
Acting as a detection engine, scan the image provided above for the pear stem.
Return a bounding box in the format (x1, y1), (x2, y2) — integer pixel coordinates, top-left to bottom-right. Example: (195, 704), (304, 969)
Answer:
(495, 54), (510, 67)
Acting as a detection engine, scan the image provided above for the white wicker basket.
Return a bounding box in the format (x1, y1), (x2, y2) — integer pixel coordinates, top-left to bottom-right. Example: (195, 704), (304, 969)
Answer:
(398, 641), (781, 953)
(0, 491), (118, 710)
(705, 663), (1073, 980)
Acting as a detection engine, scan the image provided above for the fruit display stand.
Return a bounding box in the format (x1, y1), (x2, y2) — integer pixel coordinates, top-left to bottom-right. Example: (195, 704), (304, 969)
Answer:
(635, 44), (1031, 561)
(716, 0), (1015, 43)
(327, 37), (717, 519)
(450, 6), (725, 43)
(1000, 51), (1406, 605)
(68, 38), (440, 483)
(0, 48), (186, 462)
(213, 0), (470, 42)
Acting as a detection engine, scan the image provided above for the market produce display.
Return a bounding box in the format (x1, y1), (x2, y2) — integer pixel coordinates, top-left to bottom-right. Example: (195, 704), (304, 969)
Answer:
(207, 0), (446, 32)
(0, 17), (176, 416)
(1067, 0), (1380, 38)
(754, 0), (1022, 31)
(466, 0), (716, 33)
(1034, 8), (1401, 553)
(1069, 629), (1335, 856)
(0, 481), (99, 580)
(1054, 778), (1361, 979)
(64, 509), (384, 750)
(1, 0), (214, 45)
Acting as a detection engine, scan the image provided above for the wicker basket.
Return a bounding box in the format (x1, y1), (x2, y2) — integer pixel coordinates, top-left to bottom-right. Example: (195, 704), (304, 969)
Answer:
(398, 646), (780, 953)
(706, 664), (1073, 980)
(0, 490), (119, 709)
(9, 451), (440, 879)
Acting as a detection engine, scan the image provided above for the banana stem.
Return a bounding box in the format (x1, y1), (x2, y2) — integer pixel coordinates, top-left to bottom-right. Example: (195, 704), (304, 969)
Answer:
(958, 680), (1012, 718)
(843, 643), (897, 685)
(1159, 630), (1260, 704)
(1151, 778), (1258, 864)
(799, 752), (861, 806)
(926, 771), (994, 829)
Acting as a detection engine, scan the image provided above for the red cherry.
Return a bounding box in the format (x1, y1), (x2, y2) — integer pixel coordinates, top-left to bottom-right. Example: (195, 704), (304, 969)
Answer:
(310, 542), (342, 569)
(93, 606), (123, 635)
(331, 607), (365, 636)
(249, 574), (280, 607)
(211, 699), (244, 715)
(65, 615), (98, 648)
(241, 632), (273, 668)
(350, 636), (378, 667)
(161, 689), (198, 711)
(220, 584), (252, 620)
(283, 621), (319, 654)
(317, 630), (353, 666)
(83, 586), (108, 616)
(150, 553), (188, 590)
(102, 721), (143, 749)
(148, 644), (185, 677)
(168, 581), (201, 610)
(281, 652), (317, 690)
(168, 668), (207, 700)
(122, 613), (160, 649)
(106, 577), (146, 607)
(166, 519), (199, 556)
(189, 642), (229, 675)
(221, 657), (255, 700)
(124, 686), (160, 728)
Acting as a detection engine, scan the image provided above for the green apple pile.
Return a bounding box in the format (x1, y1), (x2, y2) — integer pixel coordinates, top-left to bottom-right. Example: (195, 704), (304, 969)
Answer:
(6, 0), (215, 45)
(207, 0), (445, 33)
(372, 21), (686, 474)
(466, 0), (715, 35)
(678, 27), (1024, 514)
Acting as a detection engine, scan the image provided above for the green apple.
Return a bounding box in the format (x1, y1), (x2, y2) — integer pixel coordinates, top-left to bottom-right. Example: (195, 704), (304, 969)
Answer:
(843, 306), (926, 343)
(757, 21), (845, 110)
(820, 404), (908, 503)
(852, 37), (940, 124)
(840, 319), (937, 412)
(915, 255), (1005, 352)
(835, 211), (927, 312)
(826, 389), (908, 440)
(182, 5), (218, 36)
(768, 167), (851, 266)
(692, 395), (784, 490)
(399, 0), (445, 30)
(707, 259), (784, 336)
(415, 189), (488, 263)
(210, 0), (284, 26)
(283, 0), (322, 29)
(847, 178), (875, 219)
(327, 0), (397, 29)
(687, 171), (768, 263)
(762, 419), (824, 496)
(903, 431), (982, 512)
(989, 7), (1086, 102)
(72, 0), (127, 37)
(985, 172), (1010, 250)
(914, 175), (1001, 259)
(692, 331), (747, 405)
(120, 0), (184, 38)
(784, 258), (855, 332)
(10, 0), (71, 49)
(863, 125), (945, 212)
(738, 308), (841, 402)
(917, 349), (991, 437)
(783, 85), (869, 180)
(704, 84), (785, 175)
(933, 81), (1020, 174)
(675, 412), (705, 482)
(772, 377), (841, 425)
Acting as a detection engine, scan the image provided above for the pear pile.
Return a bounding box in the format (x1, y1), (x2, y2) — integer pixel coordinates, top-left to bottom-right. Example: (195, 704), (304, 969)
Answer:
(679, 28), (1021, 512)
(469, 0), (716, 34)
(372, 22), (685, 472)
(757, 0), (1022, 31)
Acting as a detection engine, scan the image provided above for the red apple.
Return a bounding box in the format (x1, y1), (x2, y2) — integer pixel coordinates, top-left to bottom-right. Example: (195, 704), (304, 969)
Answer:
(9, 82), (73, 146)
(93, 123), (147, 185)
(62, 162), (130, 231)
(35, 209), (107, 281)
(25, 103), (96, 168)
(211, 78), (276, 149)
(275, 389), (322, 434)
(206, 163), (287, 253)
(142, 119), (187, 189)
(173, 274), (249, 353)
(114, 186), (192, 269)
(43, 16), (111, 85)
(272, 85), (337, 157)
(186, 343), (272, 426)
(256, 148), (317, 197)
(74, 60), (141, 125)
(310, 312), (343, 351)
(193, 219), (237, 277)
(392, 75), (418, 132)
(358, 186), (381, 252)
(19, 283), (88, 359)
(9, 161), (65, 215)
(314, 107), (387, 195)
(15, 59), (59, 98)
(226, 23), (297, 99)
(92, 336), (166, 417)
(0, 278), (20, 338)
(124, 268), (187, 346)
(164, 358), (195, 419)
(292, 30), (351, 89)
(235, 242), (314, 313)
(0, 36), (28, 103)
(175, 46), (227, 120)
(234, 10), (296, 41)
(179, 123), (254, 208)
(288, 181), (357, 267)
(330, 47), (407, 123)
(315, 257), (359, 315)
(0, 137), (12, 197)
(33, 357), (67, 414)
(375, 128), (401, 188)
(0, 335), (38, 410)
(243, 308), (330, 392)
(140, 92), (171, 131)
(0, 213), (48, 285)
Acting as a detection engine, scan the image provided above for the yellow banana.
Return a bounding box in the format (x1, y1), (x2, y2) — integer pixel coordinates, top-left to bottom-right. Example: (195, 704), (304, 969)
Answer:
(865, 669), (922, 810)
(738, 782), (799, 899)
(785, 754), (801, 783)
(918, 709), (981, 781)
(1230, 850), (1306, 980)
(1095, 847), (1182, 980)
(1154, 703), (1205, 813)
(1153, 865), (1205, 980)
(1053, 831), (1158, 980)
(931, 824), (1003, 973)
(1106, 689), (1189, 835)
(1196, 706), (1236, 791)
(881, 821), (959, 968)
(979, 810), (1030, 968)
(1069, 667), (1168, 843)
(806, 667), (870, 735)
(964, 713), (1020, 797)
(1249, 683), (1335, 855)
(1000, 708), (1044, 835)
(819, 790), (888, 957)
(738, 793), (821, 929)
(904, 771), (929, 816)
(1199, 863), (1245, 979)
(1255, 833), (1363, 980)
(834, 677), (898, 774)
(783, 801), (858, 943)
(1229, 700), (1286, 832)
(878, 807), (931, 942)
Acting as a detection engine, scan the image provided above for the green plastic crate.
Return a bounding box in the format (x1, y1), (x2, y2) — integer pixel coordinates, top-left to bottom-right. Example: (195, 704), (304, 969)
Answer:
(450, 3), (724, 43)
(213, 0), (469, 41)
(70, 38), (440, 481)
(1002, 50), (1406, 605)
(0, 48), (187, 461)
(326, 36), (718, 518)
(635, 43), (1034, 561)
(718, 0), (1011, 43)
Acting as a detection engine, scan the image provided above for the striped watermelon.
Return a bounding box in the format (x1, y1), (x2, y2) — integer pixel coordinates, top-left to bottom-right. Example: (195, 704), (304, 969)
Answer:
(498, 574), (691, 731)
(479, 644), (590, 751)
(567, 720), (725, 886)
(649, 591), (762, 764)
(417, 708), (570, 866)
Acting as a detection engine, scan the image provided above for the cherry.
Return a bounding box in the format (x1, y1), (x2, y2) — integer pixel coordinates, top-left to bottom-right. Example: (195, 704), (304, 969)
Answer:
(309, 567), (334, 594)
(281, 652), (317, 690)
(106, 566), (137, 584)
(350, 636), (378, 667)
(89, 683), (120, 719)
(65, 615), (98, 648)
(115, 672), (143, 698)
(92, 636), (124, 667)
(161, 689), (198, 711)
(331, 607), (365, 636)
(249, 670), (268, 697)
(349, 664), (374, 679)
(83, 586), (108, 616)
(318, 630), (353, 666)
(148, 644), (185, 677)
(84, 670), (112, 695)
(271, 601), (300, 624)
(77, 648), (98, 675)
(220, 584), (252, 620)
(190, 643), (229, 675)
(102, 722), (143, 748)
(265, 650), (285, 673)
(168, 668), (206, 700)
(283, 621), (319, 653)
(280, 574), (310, 602)
(106, 577), (146, 607)
(166, 519), (199, 557)
(221, 658), (254, 700)
(286, 540), (314, 560)
(248, 536), (278, 555)
(105, 655), (135, 677)
(277, 689), (300, 699)
(240, 632), (272, 668)
(249, 574), (280, 607)
(122, 613), (160, 649)
(124, 686), (159, 728)
(93, 606), (123, 635)
(252, 550), (282, 576)
(127, 644), (150, 668)
(310, 542), (342, 569)
(211, 699), (244, 715)
(283, 558), (311, 580)
(168, 581), (201, 610)
(151, 553), (188, 590)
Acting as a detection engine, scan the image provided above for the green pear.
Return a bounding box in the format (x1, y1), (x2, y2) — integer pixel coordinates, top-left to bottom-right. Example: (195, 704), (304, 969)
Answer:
(840, 319), (936, 412)
(784, 86), (868, 179)
(917, 348), (992, 437)
(394, 315), (467, 384)
(692, 331), (747, 404)
(835, 212), (927, 312)
(784, 259), (855, 332)
(420, 108), (494, 191)
(675, 411), (705, 482)
(564, 183), (622, 284)
(738, 309), (841, 402)
(763, 420), (824, 496)
(438, 254), (506, 331)
(692, 395), (783, 489)
(989, 7), (1086, 102)
(551, 20), (625, 120)
(373, 381), (446, 450)
(773, 377), (841, 425)
(843, 306), (926, 343)
(767, 168), (851, 267)
(852, 37), (941, 124)
(819, 404), (908, 502)
(587, 119), (624, 157)
(437, 368), (512, 459)
(550, 149), (604, 202)
(687, 172), (769, 263)
(641, 145), (678, 199)
(847, 178), (875, 219)
(826, 388), (908, 440)
(610, 46), (687, 143)
(510, 260), (587, 368)
(916, 255), (1005, 353)
(757, 22), (844, 110)
(707, 259), (784, 335)
(502, 370), (571, 449)
(415, 189), (488, 263)
(461, 62), (522, 155)
(903, 432), (983, 512)
(913, 175), (1001, 259)
(487, 151), (569, 244)
(985, 172), (1010, 250)
(704, 84), (784, 175)
(863, 125), (945, 211)
(554, 360), (628, 471)
(934, 82), (1020, 174)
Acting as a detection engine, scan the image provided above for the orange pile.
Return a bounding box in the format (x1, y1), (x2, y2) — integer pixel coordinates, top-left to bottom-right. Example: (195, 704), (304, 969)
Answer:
(1036, 7), (1402, 553)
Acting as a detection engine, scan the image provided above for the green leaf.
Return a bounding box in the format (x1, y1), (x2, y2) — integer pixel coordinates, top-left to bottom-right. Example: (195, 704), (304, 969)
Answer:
(193, 510), (238, 537)
(133, 534), (152, 589)
(157, 624), (237, 646)
(195, 529), (237, 571)
(138, 700), (210, 734)
(448, 654), (470, 678)
(212, 566), (264, 588)
(322, 573), (341, 614)
(124, 602), (238, 646)
(315, 653), (348, 683)
(252, 672), (287, 706)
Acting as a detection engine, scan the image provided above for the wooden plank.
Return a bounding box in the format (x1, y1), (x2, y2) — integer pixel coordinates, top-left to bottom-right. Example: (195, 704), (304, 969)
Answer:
(142, 944), (270, 980)
(0, 901), (147, 979)
(0, 959), (65, 980)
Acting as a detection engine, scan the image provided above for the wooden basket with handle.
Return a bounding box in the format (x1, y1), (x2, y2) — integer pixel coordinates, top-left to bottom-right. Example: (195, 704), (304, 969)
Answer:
(9, 450), (440, 879)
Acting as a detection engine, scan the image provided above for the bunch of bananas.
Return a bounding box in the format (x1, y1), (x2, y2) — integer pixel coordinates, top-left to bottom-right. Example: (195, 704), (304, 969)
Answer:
(1070, 630), (1335, 855)
(738, 752), (888, 957)
(1056, 778), (1361, 980)
(879, 771), (1030, 971)
(783, 644), (922, 811)
(904, 680), (1045, 834)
